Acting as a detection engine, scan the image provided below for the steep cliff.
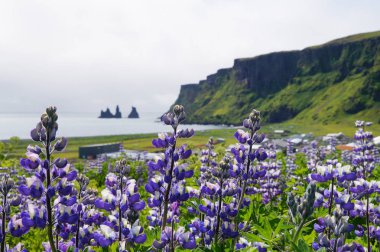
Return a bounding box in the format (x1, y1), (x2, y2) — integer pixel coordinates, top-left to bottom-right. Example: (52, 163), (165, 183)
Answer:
(171, 31), (380, 125)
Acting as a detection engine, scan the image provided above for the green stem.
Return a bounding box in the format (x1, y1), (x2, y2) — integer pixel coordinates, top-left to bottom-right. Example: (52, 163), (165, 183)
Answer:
(199, 209), (205, 247)
(161, 128), (177, 231)
(231, 131), (255, 251)
(55, 232), (58, 250)
(171, 220), (175, 252)
(328, 178), (334, 240)
(46, 132), (57, 252)
(200, 147), (212, 247)
(292, 219), (306, 243)
(366, 189), (370, 252)
(75, 186), (82, 248)
(214, 178), (223, 245)
(1, 191), (7, 252)
(363, 162), (371, 252)
(333, 236), (338, 252)
(118, 170), (123, 243)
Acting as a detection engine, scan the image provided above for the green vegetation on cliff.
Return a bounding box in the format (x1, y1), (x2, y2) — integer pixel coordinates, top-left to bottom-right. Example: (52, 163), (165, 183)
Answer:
(172, 31), (380, 130)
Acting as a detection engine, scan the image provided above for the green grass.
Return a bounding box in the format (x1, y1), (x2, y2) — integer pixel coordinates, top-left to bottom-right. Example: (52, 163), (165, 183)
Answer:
(6, 120), (379, 163)
(321, 30), (380, 46)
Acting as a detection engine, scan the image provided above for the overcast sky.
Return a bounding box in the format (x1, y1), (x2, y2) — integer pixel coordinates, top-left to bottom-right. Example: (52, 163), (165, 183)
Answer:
(0, 0), (379, 115)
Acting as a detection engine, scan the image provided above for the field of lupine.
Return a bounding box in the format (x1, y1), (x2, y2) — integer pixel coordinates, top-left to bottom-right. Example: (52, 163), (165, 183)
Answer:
(0, 105), (379, 252)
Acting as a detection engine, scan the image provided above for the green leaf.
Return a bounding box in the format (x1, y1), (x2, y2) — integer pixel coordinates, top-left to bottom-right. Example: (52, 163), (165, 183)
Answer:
(244, 232), (264, 242)
(273, 218), (284, 237)
(298, 239), (311, 252)
(251, 224), (269, 240)
(66, 247), (75, 252)
(263, 217), (274, 239)
(243, 199), (254, 221)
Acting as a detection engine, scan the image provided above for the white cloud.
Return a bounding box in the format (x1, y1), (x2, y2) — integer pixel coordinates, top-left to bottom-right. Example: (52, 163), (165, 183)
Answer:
(0, 0), (378, 114)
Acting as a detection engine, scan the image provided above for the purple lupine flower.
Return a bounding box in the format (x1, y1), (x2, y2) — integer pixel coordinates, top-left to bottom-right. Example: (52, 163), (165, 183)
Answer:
(17, 106), (78, 252)
(20, 150), (40, 170)
(230, 144), (247, 164)
(146, 209), (161, 227)
(93, 225), (116, 247)
(236, 238), (267, 251)
(314, 218), (326, 233)
(335, 194), (354, 211)
(152, 226), (171, 249)
(254, 148), (268, 161)
(122, 179), (146, 212)
(53, 137), (67, 152)
(176, 228), (196, 249)
(127, 220), (147, 244)
(153, 226), (196, 250)
(93, 159), (146, 248)
(18, 177), (44, 199)
(152, 133), (173, 148)
(173, 164), (193, 180)
(7, 243), (28, 252)
(23, 204), (47, 229)
(350, 178), (380, 195)
(355, 225), (364, 237)
(82, 209), (105, 226)
(147, 105), (197, 250)
(0, 175), (18, 250)
(312, 206), (354, 251)
(8, 215), (30, 237)
(234, 129), (250, 144)
(56, 205), (79, 225)
(257, 144), (283, 204)
(177, 128), (195, 138)
(94, 188), (116, 211)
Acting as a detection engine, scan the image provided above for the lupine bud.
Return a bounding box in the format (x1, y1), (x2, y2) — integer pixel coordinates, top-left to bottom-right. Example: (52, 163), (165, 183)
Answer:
(173, 105), (184, 116)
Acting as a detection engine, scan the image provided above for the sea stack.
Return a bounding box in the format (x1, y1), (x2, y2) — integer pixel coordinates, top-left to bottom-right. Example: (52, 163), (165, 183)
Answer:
(114, 105), (122, 118)
(99, 105), (122, 118)
(128, 106), (139, 118)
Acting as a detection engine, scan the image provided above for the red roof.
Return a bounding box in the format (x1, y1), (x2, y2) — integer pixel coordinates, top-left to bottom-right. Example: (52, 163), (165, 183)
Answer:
(336, 145), (354, 151)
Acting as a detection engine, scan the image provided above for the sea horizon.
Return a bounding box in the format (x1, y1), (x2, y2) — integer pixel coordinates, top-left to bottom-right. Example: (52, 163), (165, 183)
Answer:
(0, 111), (230, 140)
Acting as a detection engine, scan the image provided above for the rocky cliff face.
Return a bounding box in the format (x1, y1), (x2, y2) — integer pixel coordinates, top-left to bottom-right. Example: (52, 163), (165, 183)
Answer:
(171, 31), (380, 125)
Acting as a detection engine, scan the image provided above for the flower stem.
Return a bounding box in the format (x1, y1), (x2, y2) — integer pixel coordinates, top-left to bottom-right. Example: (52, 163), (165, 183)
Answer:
(199, 199), (205, 247)
(328, 178), (334, 240)
(200, 148), (212, 247)
(75, 213), (81, 248)
(236, 131), (255, 213)
(119, 171), (123, 242)
(55, 232), (58, 250)
(361, 136), (371, 252)
(1, 191), (7, 252)
(328, 178), (334, 215)
(292, 219), (306, 243)
(75, 186), (82, 248)
(214, 178), (224, 246)
(333, 236), (338, 252)
(45, 133), (57, 252)
(171, 220), (175, 252)
(231, 131), (255, 251)
(366, 189), (370, 252)
(161, 128), (177, 231)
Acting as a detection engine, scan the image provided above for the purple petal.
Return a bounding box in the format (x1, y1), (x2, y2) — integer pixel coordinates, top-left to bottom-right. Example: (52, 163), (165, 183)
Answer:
(133, 201), (146, 211)
(134, 233), (147, 244)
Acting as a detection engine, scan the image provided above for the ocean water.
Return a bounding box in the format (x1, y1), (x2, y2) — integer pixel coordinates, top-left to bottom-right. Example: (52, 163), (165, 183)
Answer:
(0, 112), (229, 140)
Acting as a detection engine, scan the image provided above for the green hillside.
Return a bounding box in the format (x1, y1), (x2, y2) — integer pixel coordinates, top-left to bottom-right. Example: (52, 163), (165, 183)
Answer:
(171, 30), (380, 131)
